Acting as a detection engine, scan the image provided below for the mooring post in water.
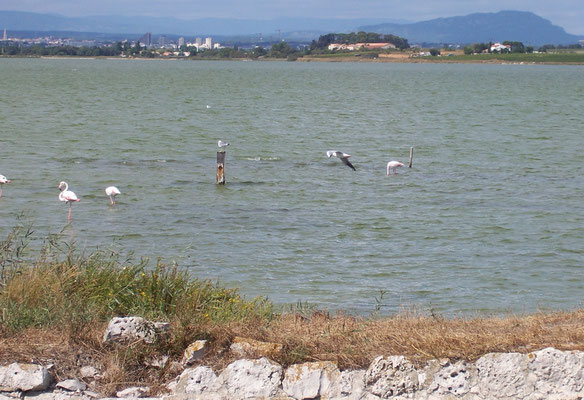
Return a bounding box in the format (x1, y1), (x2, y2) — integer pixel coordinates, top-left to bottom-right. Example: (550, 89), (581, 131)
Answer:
(217, 151), (226, 185)
(409, 146), (414, 168)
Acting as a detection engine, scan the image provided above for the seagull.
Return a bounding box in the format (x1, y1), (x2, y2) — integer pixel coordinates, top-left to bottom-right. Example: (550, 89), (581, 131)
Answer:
(105, 186), (121, 205)
(218, 140), (230, 150)
(58, 181), (80, 222)
(386, 161), (404, 175)
(0, 174), (11, 197)
(327, 150), (356, 171)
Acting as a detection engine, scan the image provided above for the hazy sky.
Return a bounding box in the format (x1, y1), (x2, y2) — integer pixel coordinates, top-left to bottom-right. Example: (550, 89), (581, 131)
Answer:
(2, 0), (583, 34)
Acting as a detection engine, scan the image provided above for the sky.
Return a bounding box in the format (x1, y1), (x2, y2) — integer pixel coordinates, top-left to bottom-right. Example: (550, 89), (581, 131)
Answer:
(2, 0), (583, 35)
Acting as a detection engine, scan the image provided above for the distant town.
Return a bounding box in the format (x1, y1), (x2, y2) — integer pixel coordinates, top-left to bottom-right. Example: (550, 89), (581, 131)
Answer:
(1, 27), (583, 63)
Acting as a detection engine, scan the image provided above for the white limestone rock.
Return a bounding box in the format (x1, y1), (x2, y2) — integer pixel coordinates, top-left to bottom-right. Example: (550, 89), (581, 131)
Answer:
(0, 363), (53, 392)
(426, 360), (474, 397)
(334, 370), (366, 399)
(56, 379), (87, 392)
(172, 366), (217, 395)
(24, 393), (92, 400)
(182, 340), (208, 365)
(116, 386), (149, 398)
(217, 357), (283, 399)
(79, 366), (100, 379)
(282, 361), (340, 399)
(474, 352), (534, 399)
(528, 347), (584, 397)
(103, 317), (170, 344)
(364, 355), (420, 399)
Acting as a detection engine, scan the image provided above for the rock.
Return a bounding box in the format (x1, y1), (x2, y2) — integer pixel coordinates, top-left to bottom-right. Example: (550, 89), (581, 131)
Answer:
(336, 370), (366, 399)
(80, 366), (100, 379)
(474, 352), (533, 399)
(0, 363), (53, 392)
(116, 386), (149, 398)
(103, 317), (170, 344)
(282, 361), (340, 399)
(56, 379), (87, 392)
(364, 355), (420, 399)
(24, 393), (91, 400)
(173, 366), (217, 395)
(427, 360), (474, 397)
(217, 357), (283, 399)
(182, 341), (208, 365)
(529, 347), (584, 397)
(229, 336), (283, 359)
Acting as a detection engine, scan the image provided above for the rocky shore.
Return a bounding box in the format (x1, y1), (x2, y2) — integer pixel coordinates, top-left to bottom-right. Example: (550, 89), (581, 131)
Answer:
(1, 317), (583, 400)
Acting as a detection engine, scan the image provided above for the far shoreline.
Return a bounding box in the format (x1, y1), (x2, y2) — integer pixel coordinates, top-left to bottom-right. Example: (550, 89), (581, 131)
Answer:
(2, 53), (584, 65)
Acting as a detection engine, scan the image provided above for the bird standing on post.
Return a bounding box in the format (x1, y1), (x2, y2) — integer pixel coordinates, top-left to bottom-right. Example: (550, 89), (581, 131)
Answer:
(218, 140), (230, 152)
(0, 174), (11, 197)
(58, 181), (80, 222)
(105, 186), (121, 205)
(327, 150), (356, 171)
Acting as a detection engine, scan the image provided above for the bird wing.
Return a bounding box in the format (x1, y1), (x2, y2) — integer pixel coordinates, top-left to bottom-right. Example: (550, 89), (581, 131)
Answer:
(326, 151), (336, 158)
(341, 157), (356, 171)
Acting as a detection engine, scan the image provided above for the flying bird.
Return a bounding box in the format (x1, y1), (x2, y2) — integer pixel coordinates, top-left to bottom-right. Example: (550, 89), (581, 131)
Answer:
(218, 140), (230, 150)
(327, 150), (356, 171)
(105, 186), (121, 205)
(386, 161), (404, 175)
(0, 174), (11, 197)
(58, 181), (80, 222)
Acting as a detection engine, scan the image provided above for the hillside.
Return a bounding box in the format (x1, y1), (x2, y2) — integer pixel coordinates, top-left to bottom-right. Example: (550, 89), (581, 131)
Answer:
(360, 10), (582, 46)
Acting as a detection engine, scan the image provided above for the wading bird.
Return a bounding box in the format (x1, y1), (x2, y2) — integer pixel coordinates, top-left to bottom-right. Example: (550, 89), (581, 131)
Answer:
(58, 181), (80, 221)
(386, 161), (404, 175)
(105, 186), (121, 205)
(0, 174), (11, 197)
(327, 150), (356, 171)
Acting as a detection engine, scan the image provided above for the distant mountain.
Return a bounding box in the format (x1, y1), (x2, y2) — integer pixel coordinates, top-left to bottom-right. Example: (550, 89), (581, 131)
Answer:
(0, 11), (403, 38)
(359, 10), (582, 46)
(1, 10), (581, 45)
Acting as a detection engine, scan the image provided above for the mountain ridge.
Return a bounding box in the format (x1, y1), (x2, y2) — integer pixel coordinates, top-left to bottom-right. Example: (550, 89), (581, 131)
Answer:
(359, 10), (582, 45)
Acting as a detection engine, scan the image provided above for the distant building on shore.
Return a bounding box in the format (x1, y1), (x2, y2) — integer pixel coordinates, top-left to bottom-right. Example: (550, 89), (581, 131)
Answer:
(328, 42), (396, 51)
(2, 28), (6, 40)
(139, 32), (152, 47)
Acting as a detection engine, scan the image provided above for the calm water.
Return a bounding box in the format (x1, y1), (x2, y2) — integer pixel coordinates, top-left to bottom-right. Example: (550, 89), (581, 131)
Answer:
(1, 58), (583, 315)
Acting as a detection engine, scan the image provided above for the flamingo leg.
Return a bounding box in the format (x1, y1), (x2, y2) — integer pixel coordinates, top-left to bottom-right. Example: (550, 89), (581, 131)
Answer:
(0, 187), (2, 197)
(110, 196), (114, 205)
(68, 203), (72, 222)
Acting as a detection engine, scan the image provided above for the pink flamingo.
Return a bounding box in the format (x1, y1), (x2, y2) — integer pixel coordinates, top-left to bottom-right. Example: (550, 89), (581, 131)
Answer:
(105, 186), (121, 205)
(58, 181), (80, 221)
(0, 174), (11, 197)
(386, 161), (404, 175)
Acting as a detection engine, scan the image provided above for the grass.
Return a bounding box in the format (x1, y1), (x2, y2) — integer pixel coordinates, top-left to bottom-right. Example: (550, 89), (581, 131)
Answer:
(1, 220), (584, 395)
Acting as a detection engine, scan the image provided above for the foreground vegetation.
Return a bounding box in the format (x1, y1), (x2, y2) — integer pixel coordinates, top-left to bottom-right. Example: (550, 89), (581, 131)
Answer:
(1, 220), (584, 394)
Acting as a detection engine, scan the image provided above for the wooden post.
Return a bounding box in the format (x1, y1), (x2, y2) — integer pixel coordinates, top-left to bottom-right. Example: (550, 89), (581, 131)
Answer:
(409, 147), (414, 168)
(217, 151), (225, 184)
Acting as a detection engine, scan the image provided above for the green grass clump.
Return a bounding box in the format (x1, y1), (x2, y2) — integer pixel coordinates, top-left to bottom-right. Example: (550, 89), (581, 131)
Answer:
(0, 221), (274, 333)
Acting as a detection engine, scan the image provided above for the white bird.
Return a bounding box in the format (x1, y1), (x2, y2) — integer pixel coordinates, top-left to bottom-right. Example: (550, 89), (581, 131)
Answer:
(0, 174), (11, 197)
(206, 105), (211, 109)
(218, 140), (230, 150)
(58, 181), (80, 222)
(105, 186), (121, 205)
(386, 161), (404, 175)
(327, 150), (356, 171)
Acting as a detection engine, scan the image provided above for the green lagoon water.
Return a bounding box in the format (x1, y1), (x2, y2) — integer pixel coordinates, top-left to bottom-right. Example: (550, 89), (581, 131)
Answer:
(1, 58), (583, 314)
